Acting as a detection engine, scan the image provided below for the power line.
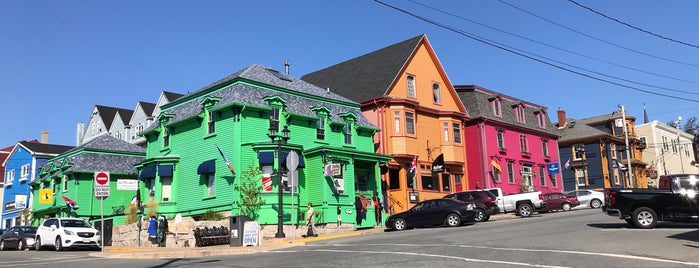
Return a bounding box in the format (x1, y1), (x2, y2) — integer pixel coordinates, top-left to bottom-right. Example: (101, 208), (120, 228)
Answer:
(406, 0), (699, 91)
(496, 0), (699, 68)
(567, 0), (699, 49)
(373, 0), (699, 103)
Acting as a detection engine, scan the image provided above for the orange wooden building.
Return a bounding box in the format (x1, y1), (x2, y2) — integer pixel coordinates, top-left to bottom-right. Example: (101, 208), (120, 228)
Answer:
(303, 35), (470, 214)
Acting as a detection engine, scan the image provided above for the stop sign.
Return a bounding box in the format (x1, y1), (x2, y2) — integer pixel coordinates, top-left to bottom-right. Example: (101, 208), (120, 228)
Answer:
(95, 172), (110, 186)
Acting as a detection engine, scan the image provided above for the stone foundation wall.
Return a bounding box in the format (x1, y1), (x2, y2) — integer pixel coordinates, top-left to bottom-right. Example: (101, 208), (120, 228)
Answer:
(111, 217), (357, 248)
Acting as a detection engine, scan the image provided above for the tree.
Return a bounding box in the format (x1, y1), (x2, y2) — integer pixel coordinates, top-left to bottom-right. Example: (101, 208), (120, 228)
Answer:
(683, 116), (697, 135)
(235, 162), (266, 219)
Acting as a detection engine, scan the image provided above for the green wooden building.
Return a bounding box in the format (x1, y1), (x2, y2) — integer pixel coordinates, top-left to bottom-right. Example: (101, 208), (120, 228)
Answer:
(30, 135), (146, 243)
(138, 64), (391, 230)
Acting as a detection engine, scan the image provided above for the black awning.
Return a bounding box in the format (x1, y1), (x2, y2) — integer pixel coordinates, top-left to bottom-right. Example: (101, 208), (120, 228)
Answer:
(158, 165), (173, 177)
(139, 165), (156, 180)
(197, 160), (216, 175)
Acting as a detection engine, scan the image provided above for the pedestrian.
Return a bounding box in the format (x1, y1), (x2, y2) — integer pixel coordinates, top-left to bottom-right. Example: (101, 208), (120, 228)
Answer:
(305, 202), (317, 237)
(359, 193), (368, 221)
(147, 216), (157, 238)
(373, 194), (382, 225)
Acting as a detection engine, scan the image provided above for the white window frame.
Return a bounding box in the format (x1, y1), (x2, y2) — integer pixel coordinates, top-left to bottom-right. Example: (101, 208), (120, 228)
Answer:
(207, 174), (215, 196)
(432, 82), (441, 104)
(405, 112), (415, 135)
(406, 75), (415, 97)
(541, 140), (549, 157)
(20, 164), (30, 181)
(6, 169), (14, 186)
(394, 111), (401, 133)
(497, 130), (505, 149)
(492, 99), (501, 117)
(453, 123), (461, 144)
(62, 175), (68, 192)
(443, 122), (449, 142)
(162, 176), (172, 202)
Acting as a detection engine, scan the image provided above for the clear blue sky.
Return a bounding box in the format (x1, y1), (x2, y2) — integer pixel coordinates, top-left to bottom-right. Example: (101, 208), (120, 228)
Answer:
(1, 0), (697, 147)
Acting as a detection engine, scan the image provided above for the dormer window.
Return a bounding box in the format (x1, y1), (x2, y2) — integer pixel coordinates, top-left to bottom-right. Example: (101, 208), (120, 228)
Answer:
(269, 107), (280, 133)
(406, 75), (416, 97)
(536, 111), (546, 129)
(343, 122), (353, 144)
(136, 122), (144, 136)
(316, 117), (326, 140)
(163, 127), (170, 147)
(491, 98), (502, 117)
(514, 104), (525, 123)
(207, 111), (215, 134)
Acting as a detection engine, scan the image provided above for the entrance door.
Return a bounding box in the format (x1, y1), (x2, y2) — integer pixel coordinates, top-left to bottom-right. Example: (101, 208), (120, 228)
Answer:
(94, 219), (113, 246)
(521, 166), (534, 192)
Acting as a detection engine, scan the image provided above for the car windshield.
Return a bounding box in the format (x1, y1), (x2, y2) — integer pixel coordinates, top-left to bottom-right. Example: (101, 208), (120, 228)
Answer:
(21, 227), (37, 233)
(61, 219), (90, 228)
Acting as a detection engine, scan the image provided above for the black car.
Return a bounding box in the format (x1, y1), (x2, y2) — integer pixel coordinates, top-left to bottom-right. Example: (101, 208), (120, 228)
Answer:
(0, 226), (38, 250)
(444, 190), (499, 222)
(385, 198), (477, 231)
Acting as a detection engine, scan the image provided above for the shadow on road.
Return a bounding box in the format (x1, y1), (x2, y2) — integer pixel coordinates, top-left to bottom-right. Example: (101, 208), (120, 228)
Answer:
(668, 228), (699, 244)
(586, 223), (629, 229)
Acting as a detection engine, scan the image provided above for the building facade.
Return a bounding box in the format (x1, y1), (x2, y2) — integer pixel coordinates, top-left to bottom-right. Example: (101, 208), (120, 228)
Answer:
(557, 109), (647, 190)
(456, 85), (562, 194)
(138, 64), (390, 230)
(303, 35), (469, 214)
(636, 120), (697, 187)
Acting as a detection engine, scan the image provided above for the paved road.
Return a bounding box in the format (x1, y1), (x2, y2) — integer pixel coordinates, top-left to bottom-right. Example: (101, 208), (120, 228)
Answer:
(2, 209), (699, 267)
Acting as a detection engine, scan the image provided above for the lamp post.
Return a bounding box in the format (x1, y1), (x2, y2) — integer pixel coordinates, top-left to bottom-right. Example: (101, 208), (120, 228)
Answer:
(268, 124), (290, 238)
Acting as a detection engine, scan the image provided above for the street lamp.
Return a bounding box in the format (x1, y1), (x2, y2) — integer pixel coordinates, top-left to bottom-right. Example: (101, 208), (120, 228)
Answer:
(677, 116), (685, 174)
(268, 124), (290, 238)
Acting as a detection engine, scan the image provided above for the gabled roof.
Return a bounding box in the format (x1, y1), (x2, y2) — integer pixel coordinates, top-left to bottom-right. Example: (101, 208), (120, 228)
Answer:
(146, 64), (375, 133)
(557, 118), (609, 143)
(95, 105), (133, 130)
(456, 85), (558, 136)
(64, 134), (145, 155)
(301, 35), (424, 103)
(19, 141), (73, 155)
(163, 91), (184, 102)
(139, 101), (156, 116)
(577, 109), (634, 126)
(39, 135), (145, 176)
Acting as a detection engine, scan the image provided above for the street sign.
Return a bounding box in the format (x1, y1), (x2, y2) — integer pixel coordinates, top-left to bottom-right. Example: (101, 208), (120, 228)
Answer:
(94, 171), (110, 197)
(95, 172), (110, 186)
(39, 189), (53, 204)
(286, 151), (299, 172)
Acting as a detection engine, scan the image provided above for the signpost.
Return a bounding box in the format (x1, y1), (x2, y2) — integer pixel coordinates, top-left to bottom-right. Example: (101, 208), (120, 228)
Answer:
(286, 151), (299, 242)
(93, 171), (110, 252)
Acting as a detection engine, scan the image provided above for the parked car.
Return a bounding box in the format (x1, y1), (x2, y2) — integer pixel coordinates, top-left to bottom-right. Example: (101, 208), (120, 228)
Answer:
(484, 188), (546, 217)
(566, 189), (604, 208)
(444, 190), (499, 222)
(542, 192), (580, 212)
(0, 226), (37, 250)
(386, 198), (477, 231)
(35, 217), (101, 251)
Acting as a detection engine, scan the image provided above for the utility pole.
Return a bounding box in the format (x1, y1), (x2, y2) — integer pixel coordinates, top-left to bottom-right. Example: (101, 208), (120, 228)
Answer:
(619, 105), (634, 187)
(677, 116), (685, 174)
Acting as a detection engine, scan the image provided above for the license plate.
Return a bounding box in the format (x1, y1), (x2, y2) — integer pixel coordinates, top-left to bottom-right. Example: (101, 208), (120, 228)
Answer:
(83, 239), (91, 243)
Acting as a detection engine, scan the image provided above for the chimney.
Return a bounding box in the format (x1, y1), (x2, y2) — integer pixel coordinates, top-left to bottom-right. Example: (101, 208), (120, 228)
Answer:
(41, 130), (49, 144)
(557, 108), (566, 128)
(284, 60), (290, 75)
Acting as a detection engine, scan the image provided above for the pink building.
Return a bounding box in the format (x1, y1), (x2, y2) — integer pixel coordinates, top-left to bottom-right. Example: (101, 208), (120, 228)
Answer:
(456, 85), (562, 195)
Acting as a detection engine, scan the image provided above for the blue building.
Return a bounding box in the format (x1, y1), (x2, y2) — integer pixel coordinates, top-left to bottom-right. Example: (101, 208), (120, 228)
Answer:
(2, 140), (72, 228)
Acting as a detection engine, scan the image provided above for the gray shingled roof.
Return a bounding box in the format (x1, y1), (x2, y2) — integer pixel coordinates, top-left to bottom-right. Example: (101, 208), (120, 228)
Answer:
(557, 118), (608, 143)
(147, 64), (375, 132)
(20, 141), (73, 155)
(65, 154), (144, 174)
(64, 134), (145, 154)
(301, 35), (424, 103)
(455, 85), (558, 136)
(577, 109), (634, 125)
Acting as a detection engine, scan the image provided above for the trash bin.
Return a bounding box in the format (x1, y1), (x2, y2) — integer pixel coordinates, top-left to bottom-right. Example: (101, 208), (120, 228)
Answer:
(229, 215), (252, 247)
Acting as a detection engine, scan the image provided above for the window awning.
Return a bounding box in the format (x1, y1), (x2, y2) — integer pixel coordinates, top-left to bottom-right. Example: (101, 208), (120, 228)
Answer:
(258, 151), (305, 168)
(197, 160), (216, 175)
(139, 165), (156, 180)
(158, 165), (173, 177)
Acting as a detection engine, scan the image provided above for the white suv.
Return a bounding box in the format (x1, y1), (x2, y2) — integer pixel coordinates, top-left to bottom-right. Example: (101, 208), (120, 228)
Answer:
(35, 217), (101, 251)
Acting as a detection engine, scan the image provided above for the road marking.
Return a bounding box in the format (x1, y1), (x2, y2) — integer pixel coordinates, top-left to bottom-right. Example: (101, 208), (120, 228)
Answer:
(305, 243), (699, 266)
(276, 249), (569, 267)
(0, 256), (94, 267)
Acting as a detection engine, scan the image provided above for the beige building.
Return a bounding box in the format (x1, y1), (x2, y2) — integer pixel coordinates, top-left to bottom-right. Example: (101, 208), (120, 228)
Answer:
(636, 120), (697, 187)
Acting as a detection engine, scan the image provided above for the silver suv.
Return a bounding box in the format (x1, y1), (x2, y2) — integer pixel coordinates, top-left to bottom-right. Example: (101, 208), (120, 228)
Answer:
(35, 217), (101, 251)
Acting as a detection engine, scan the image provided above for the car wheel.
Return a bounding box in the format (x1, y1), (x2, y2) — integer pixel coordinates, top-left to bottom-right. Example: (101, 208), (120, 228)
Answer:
(445, 213), (461, 227)
(632, 207), (658, 229)
(55, 237), (63, 251)
(517, 203), (533, 217)
(474, 208), (486, 222)
(562, 203), (572, 211)
(483, 215), (490, 222)
(35, 237), (42, 251)
(18, 240), (25, 251)
(590, 199), (602, 208)
(0, 240), (5, 251)
(393, 218), (407, 231)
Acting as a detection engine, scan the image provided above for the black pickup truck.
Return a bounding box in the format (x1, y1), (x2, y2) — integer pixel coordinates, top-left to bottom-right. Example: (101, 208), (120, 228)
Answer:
(603, 174), (699, 228)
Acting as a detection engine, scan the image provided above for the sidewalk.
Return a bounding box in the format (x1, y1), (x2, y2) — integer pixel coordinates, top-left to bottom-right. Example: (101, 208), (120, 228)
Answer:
(90, 226), (384, 259)
(90, 213), (515, 259)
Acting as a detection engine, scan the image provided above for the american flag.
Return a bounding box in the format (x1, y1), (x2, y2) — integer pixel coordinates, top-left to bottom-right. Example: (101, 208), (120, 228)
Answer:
(409, 157), (417, 174)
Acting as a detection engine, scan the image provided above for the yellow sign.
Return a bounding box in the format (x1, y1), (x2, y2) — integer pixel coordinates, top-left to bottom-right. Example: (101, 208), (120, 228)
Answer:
(39, 189), (53, 204)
